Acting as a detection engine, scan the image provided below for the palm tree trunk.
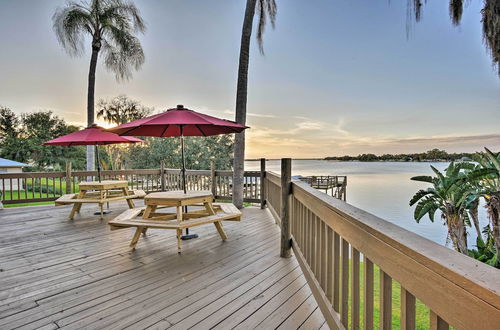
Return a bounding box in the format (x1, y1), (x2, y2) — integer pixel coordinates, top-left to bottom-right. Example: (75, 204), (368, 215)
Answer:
(486, 195), (500, 258)
(233, 0), (257, 209)
(448, 214), (468, 254)
(86, 48), (99, 172)
(469, 200), (483, 243)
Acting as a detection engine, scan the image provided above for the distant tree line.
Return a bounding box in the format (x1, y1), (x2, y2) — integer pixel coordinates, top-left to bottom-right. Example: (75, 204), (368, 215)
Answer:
(325, 149), (475, 162)
(0, 96), (234, 172)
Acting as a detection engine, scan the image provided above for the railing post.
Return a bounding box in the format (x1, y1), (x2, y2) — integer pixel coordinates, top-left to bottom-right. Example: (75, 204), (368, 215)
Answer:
(280, 158), (292, 258)
(160, 161), (166, 192)
(65, 161), (72, 194)
(260, 158), (266, 209)
(343, 177), (347, 201)
(210, 161), (216, 197)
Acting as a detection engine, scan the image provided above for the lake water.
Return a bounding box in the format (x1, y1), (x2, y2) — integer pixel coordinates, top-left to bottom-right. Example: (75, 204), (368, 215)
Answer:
(245, 159), (488, 248)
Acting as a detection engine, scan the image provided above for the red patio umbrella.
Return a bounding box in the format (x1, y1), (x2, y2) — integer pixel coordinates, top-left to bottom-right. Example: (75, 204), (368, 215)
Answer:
(44, 124), (144, 182)
(108, 104), (248, 193)
(108, 104), (248, 240)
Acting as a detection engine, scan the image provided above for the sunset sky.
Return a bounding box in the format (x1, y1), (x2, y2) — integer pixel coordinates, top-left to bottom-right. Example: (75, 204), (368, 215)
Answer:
(0, 0), (498, 158)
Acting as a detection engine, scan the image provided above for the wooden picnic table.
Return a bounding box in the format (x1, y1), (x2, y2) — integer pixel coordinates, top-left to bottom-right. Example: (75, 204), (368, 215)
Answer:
(55, 180), (145, 220)
(109, 190), (241, 252)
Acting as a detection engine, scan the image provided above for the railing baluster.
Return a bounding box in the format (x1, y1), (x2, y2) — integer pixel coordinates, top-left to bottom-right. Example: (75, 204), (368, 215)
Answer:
(341, 238), (349, 326)
(310, 209), (315, 267)
(430, 311), (449, 330)
(380, 269), (393, 330)
(333, 231), (340, 313)
(315, 214), (321, 278)
(320, 221), (327, 291)
(364, 257), (374, 330)
(352, 247), (360, 329)
(401, 287), (416, 330)
(326, 226), (333, 304)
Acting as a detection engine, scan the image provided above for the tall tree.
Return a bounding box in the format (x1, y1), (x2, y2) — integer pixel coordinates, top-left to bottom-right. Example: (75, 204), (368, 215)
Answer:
(97, 95), (153, 170)
(0, 109), (86, 169)
(97, 94), (153, 125)
(52, 0), (146, 171)
(233, 0), (277, 208)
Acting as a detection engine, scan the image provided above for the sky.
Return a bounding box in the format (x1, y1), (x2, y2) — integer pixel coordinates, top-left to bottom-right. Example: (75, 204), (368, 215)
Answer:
(0, 0), (499, 159)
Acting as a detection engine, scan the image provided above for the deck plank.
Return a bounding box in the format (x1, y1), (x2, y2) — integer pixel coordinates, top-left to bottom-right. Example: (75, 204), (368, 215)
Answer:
(0, 201), (326, 329)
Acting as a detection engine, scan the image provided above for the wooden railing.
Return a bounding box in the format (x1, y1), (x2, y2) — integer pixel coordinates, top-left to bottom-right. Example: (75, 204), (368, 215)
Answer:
(0, 159), (346, 207)
(0, 166), (262, 205)
(264, 159), (500, 330)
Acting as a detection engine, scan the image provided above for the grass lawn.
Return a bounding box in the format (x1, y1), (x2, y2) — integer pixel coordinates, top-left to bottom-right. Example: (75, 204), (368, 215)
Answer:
(2, 190), (55, 207)
(361, 262), (430, 329)
(2, 178), (80, 207)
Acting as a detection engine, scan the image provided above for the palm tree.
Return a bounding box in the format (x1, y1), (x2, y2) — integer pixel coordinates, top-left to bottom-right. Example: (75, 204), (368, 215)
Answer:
(52, 0), (146, 171)
(410, 163), (492, 254)
(233, 0), (277, 208)
(472, 148), (500, 258)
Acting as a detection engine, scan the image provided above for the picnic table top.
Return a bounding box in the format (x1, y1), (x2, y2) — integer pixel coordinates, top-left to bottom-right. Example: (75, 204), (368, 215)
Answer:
(144, 190), (213, 202)
(79, 180), (128, 190)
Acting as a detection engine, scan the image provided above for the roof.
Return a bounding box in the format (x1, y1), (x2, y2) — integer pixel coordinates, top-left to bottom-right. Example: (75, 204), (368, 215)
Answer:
(0, 158), (28, 168)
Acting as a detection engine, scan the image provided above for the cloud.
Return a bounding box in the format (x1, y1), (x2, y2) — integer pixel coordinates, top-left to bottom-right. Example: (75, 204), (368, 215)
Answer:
(223, 109), (277, 118)
(296, 121), (324, 130)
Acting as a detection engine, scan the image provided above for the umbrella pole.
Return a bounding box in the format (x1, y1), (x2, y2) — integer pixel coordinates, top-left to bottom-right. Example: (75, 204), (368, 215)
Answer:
(180, 133), (187, 194)
(95, 145), (101, 183)
(179, 131), (198, 240)
(93, 145), (112, 216)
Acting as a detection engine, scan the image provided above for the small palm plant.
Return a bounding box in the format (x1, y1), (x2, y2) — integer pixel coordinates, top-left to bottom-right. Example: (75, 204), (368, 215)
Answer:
(409, 163), (492, 254)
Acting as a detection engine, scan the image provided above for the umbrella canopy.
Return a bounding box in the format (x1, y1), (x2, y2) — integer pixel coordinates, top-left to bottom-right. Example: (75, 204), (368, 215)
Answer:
(44, 124), (143, 146)
(108, 105), (248, 240)
(107, 104), (248, 137)
(44, 124), (143, 182)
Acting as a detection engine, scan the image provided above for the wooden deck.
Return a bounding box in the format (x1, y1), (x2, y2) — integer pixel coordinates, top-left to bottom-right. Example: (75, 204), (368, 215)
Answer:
(0, 201), (328, 330)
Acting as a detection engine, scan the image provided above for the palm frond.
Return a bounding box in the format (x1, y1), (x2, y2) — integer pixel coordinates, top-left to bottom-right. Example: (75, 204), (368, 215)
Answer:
(410, 175), (433, 183)
(414, 198), (437, 222)
(52, 3), (94, 56)
(256, 0), (277, 54)
(430, 165), (447, 182)
(484, 147), (500, 172)
(449, 0), (464, 26)
(409, 189), (432, 206)
(481, 0), (500, 76)
(101, 31), (145, 81)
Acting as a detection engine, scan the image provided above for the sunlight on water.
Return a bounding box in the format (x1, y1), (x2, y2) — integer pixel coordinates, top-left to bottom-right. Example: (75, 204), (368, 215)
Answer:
(246, 160), (488, 248)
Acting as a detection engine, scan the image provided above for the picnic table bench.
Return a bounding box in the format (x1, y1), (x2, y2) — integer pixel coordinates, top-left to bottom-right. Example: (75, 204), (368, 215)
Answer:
(55, 180), (146, 220)
(109, 191), (241, 252)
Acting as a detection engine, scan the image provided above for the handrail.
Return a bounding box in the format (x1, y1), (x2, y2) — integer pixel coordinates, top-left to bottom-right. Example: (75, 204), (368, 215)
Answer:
(263, 162), (500, 330)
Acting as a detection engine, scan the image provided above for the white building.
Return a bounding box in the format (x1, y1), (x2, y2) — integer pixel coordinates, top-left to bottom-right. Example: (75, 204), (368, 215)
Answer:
(0, 158), (28, 191)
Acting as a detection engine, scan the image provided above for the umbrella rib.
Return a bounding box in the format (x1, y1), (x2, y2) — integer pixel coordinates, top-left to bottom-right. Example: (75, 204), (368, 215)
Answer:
(160, 125), (170, 137)
(119, 126), (140, 137)
(195, 125), (207, 137)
